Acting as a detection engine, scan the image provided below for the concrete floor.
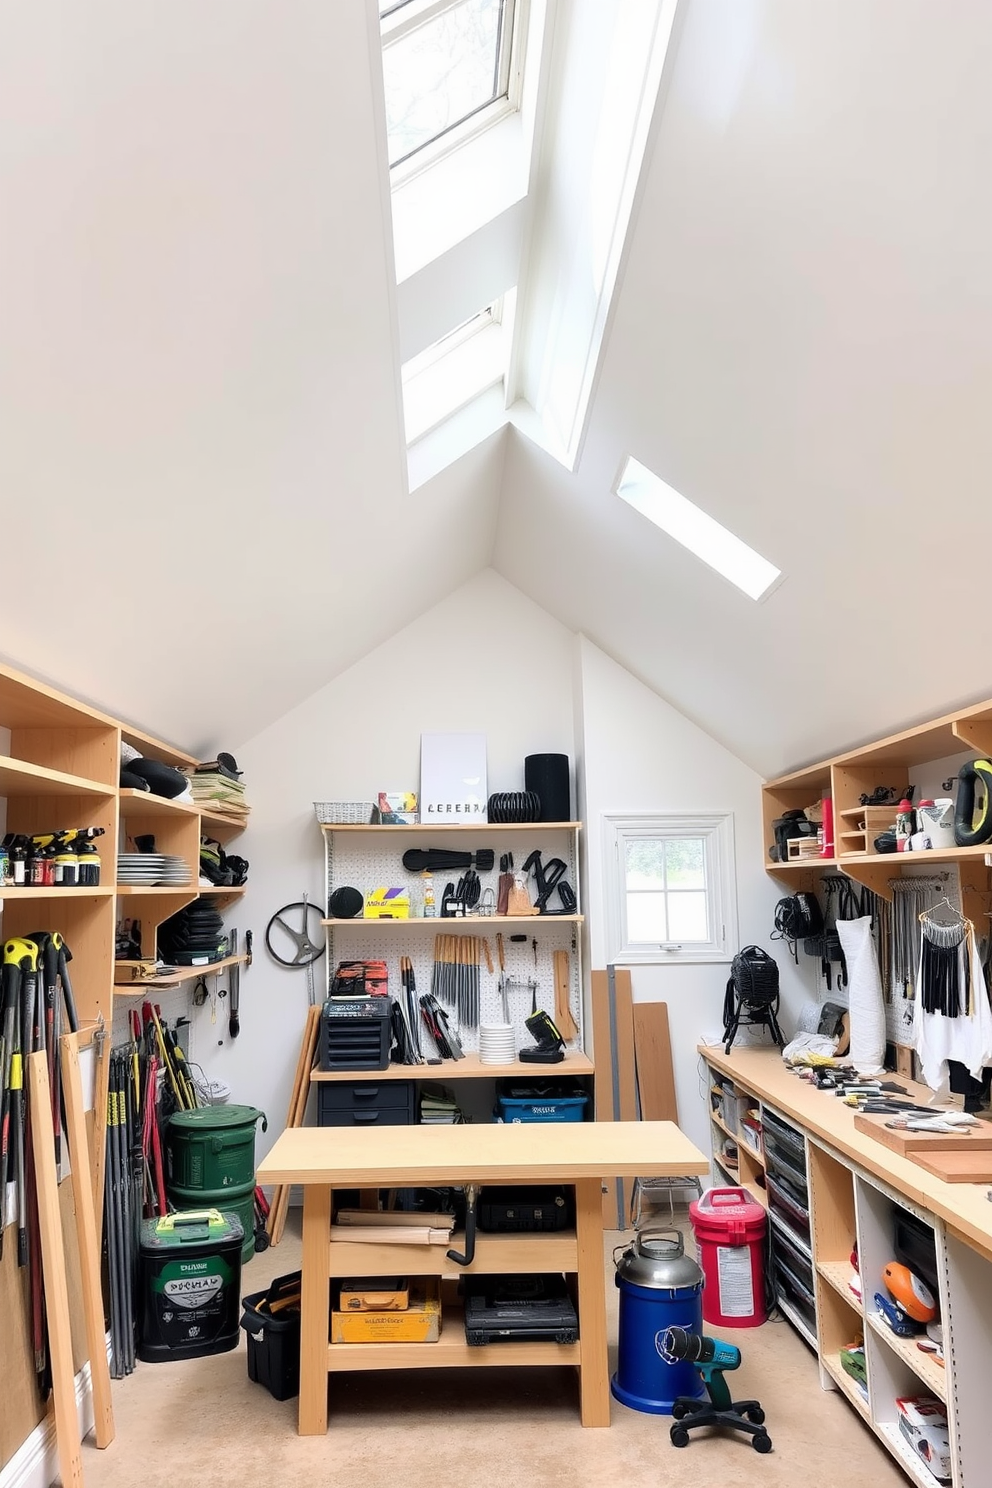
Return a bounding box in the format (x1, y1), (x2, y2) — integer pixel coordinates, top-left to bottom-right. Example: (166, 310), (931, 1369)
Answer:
(84, 1210), (908, 1488)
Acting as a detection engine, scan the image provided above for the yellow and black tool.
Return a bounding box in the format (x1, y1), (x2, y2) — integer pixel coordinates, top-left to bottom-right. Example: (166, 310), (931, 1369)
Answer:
(954, 758), (992, 846)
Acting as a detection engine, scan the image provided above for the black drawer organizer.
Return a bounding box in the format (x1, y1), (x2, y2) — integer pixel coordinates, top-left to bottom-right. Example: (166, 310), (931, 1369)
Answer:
(317, 1080), (416, 1128)
(762, 1107), (815, 1338)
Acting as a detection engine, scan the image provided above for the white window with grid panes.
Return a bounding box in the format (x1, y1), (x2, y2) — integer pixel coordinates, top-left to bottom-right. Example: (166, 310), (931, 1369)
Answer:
(604, 813), (738, 964)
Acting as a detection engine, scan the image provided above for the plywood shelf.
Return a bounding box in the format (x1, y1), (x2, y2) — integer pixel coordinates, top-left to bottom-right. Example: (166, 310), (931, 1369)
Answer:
(816, 1260), (863, 1314)
(821, 1351), (872, 1421)
(0, 885), (112, 900)
(118, 789), (199, 819)
(0, 756), (115, 799)
(865, 1312), (946, 1402)
(322, 914), (583, 928)
(311, 1051), (594, 1082)
(326, 1305), (581, 1371)
(320, 821), (581, 834)
(328, 1230), (579, 1278)
(114, 953), (249, 991)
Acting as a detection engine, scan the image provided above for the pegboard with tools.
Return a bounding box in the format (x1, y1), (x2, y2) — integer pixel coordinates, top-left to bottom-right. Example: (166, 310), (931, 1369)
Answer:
(319, 821), (584, 1058)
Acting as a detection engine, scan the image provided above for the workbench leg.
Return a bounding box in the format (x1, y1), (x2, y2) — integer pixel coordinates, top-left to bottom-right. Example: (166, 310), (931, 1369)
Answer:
(299, 1183), (332, 1435)
(575, 1176), (611, 1426)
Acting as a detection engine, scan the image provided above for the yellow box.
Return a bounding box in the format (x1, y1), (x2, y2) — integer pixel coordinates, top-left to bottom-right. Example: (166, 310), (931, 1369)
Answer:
(339, 1277), (410, 1312)
(331, 1281), (440, 1343)
(363, 886), (410, 920)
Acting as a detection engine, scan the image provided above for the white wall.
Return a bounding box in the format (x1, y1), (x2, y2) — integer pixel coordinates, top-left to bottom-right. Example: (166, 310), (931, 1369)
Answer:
(200, 569), (577, 1159)
(577, 636), (809, 1157)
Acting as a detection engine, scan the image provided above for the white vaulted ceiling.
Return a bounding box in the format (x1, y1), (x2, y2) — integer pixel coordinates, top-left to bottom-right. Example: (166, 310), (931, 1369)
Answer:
(2, 1), (992, 774)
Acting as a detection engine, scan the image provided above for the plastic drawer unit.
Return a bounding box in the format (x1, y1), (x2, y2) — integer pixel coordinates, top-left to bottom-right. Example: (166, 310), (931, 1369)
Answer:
(317, 1080), (416, 1128)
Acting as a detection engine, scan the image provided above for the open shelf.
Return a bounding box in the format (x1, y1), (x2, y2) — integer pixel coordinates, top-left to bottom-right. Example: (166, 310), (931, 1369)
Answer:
(326, 1304), (581, 1372)
(0, 885), (112, 900)
(115, 884), (195, 896)
(197, 809), (249, 840)
(328, 1230), (578, 1279)
(323, 914), (583, 928)
(876, 1421), (946, 1488)
(312, 1051), (594, 1082)
(865, 1312), (946, 1403)
(118, 788), (199, 819)
(114, 953), (249, 991)
(821, 1351), (871, 1422)
(0, 756), (115, 798)
(816, 1260), (863, 1314)
(321, 821), (581, 834)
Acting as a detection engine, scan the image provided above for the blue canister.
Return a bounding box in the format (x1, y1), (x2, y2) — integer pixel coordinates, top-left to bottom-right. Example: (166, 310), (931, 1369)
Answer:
(611, 1228), (705, 1414)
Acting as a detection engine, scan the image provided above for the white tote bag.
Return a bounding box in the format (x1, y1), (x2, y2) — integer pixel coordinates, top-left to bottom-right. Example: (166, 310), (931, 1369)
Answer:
(837, 916), (886, 1074)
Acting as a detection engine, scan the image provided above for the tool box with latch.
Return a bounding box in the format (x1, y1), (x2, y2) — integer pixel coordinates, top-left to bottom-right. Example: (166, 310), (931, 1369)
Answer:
(494, 1078), (588, 1123)
(317, 1079), (416, 1127)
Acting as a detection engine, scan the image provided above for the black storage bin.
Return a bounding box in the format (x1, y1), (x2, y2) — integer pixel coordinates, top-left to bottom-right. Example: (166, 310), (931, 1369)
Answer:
(317, 1081), (416, 1127)
(240, 1271), (301, 1401)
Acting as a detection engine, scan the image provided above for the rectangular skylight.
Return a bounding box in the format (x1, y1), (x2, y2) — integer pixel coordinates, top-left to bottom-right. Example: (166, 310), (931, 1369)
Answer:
(615, 457), (781, 601)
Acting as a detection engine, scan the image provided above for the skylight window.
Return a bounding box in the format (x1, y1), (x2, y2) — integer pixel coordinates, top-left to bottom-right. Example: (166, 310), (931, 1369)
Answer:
(615, 457), (782, 601)
(381, 0), (517, 170)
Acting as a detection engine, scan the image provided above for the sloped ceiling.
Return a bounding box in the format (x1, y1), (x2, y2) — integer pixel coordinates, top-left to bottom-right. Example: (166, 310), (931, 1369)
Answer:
(3, 1), (992, 778)
(496, 0), (992, 777)
(0, 2), (501, 752)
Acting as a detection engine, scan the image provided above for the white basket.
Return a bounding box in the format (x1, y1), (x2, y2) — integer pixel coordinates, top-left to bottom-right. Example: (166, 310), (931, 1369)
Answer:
(314, 801), (374, 825)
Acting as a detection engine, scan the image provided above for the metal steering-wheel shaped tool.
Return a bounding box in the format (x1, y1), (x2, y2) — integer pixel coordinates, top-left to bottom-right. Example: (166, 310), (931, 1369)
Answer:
(265, 896), (326, 968)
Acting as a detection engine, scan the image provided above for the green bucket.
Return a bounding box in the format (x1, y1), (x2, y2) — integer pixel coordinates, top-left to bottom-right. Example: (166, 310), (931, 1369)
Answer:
(165, 1183), (257, 1265)
(166, 1105), (266, 1192)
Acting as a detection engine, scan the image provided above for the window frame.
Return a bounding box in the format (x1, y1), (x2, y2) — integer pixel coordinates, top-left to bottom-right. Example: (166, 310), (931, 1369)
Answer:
(603, 812), (738, 965)
(381, 0), (525, 182)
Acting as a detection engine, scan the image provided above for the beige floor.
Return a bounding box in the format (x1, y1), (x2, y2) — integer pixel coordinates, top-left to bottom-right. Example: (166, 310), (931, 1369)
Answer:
(84, 1211), (907, 1488)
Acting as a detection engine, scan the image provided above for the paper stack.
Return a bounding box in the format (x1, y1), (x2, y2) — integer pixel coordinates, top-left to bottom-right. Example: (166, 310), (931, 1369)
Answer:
(419, 1088), (463, 1125)
(188, 762), (250, 827)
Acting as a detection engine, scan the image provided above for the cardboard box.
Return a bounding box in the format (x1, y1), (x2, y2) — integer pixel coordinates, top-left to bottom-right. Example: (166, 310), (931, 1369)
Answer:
(363, 887), (411, 919)
(339, 1278), (410, 1312)
(331, 1281), (441, 1343)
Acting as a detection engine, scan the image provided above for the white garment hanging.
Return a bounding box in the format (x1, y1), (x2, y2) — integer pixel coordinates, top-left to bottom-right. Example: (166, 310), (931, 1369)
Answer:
(913, 929), (992, 1100)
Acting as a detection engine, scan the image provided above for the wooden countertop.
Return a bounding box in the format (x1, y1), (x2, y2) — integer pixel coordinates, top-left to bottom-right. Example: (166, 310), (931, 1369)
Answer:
(257, 1119), (708, 1189)
(700, 1044), (992, 1262)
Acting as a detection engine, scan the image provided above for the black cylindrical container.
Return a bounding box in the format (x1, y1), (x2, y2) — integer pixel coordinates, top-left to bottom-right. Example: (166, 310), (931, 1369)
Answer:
(524, 754), (571, 822)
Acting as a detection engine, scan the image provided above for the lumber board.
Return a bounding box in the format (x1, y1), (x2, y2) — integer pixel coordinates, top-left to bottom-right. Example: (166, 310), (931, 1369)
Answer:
(268, 1006), (320, 1244)
(590, 971), (617, 1225)
(27, 1054), (83, 1488)
(909, 1148), (992, 1183)
(854, 1113), (992, 1156)
(61, 1034), (114, 1448)
(632, 1001), (678, 1124)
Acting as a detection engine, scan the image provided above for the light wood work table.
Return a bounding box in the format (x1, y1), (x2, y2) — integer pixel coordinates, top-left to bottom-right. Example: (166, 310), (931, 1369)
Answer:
(257, 1120), (708, 1435)
(700, 1045), (992, 1263)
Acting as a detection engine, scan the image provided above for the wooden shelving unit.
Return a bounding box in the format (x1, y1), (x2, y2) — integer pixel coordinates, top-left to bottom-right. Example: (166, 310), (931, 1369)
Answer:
(701, 1046), (988, 1488)
(0, 659), (253, 1480)
(762, 689), (992, 917)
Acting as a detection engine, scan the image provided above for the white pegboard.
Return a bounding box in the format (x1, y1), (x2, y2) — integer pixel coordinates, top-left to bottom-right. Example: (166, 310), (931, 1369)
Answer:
(322, 824), (584, 1056)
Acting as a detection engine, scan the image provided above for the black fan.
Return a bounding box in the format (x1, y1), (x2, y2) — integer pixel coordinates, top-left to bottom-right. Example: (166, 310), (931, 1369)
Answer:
(722, 946), (785, 1055)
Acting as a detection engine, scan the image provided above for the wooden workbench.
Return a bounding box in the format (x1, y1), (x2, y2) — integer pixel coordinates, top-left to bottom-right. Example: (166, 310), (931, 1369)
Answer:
(257, 1120), (708, 1434)
(700, 1045), (992, 1262)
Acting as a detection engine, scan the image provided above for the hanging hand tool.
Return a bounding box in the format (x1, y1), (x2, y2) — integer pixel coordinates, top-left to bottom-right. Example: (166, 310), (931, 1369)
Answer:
(402, 848), (495, 873)
(229, 929), (240, 1039)
(496, 933), (509, 1022)
(531, 938), (539, 1014)
(522, 850), (570, 914)
(6, 938), (40, 1267)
